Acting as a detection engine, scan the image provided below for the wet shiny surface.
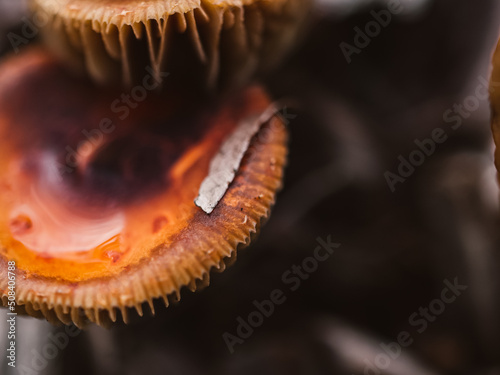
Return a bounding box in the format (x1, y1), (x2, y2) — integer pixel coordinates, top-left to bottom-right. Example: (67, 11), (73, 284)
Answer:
(0, 49), (271, 280)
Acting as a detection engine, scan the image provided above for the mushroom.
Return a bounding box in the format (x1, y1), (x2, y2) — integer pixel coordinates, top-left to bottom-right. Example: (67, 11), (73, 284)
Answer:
(0, 47), (288, 327)
(33, 0), (312, 89)
(491, 38), (500, 180)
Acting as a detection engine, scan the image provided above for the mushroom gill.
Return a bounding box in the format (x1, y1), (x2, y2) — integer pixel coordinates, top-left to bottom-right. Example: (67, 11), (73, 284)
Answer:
(33, 0), (312, 88)
(0, 47), (288, 327)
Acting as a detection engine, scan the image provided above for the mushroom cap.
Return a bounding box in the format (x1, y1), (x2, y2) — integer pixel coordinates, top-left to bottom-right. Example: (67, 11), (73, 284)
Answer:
(33, 0), (312, 89)
(0, 48), (288, 327)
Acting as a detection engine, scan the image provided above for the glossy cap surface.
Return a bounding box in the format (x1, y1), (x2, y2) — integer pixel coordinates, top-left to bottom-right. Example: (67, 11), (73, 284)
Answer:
(0, 48), (288, 327)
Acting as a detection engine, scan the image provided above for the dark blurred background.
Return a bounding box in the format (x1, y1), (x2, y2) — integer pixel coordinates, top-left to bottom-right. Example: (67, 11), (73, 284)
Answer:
(1, 0), (500, 374)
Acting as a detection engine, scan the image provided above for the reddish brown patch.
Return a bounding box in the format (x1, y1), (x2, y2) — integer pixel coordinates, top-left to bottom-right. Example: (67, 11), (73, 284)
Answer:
(37, 252), (55, 260)
(103, 251), (121, 263)
(9, 215), (32, 236)
(152, 216), (168, 234)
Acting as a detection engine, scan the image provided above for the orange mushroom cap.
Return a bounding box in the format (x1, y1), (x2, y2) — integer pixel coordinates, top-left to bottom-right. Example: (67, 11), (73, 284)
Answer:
(0, 48), (288, 327)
